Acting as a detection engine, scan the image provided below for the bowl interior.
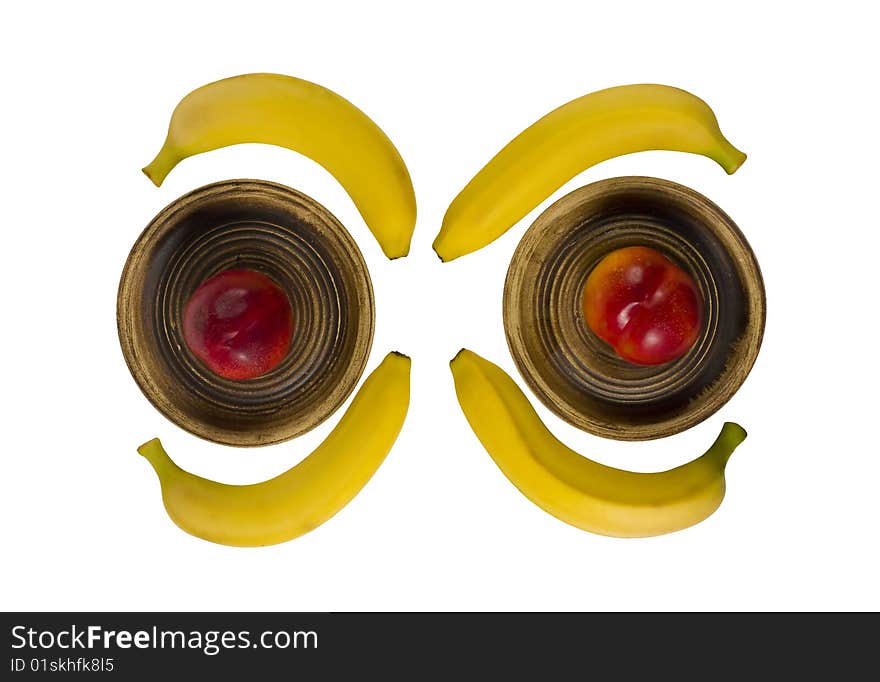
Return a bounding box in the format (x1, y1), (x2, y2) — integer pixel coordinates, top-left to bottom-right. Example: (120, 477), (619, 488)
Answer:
(118, 180), (375, 446)
(503, 176), (764, 440)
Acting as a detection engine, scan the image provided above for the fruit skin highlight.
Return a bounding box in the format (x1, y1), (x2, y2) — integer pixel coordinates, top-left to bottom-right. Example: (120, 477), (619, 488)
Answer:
(138, 351), (411, 547)
(433, 84), (746, 261)
(183, 269), (294, 381)
(450, 349), (746, 538)
(583, 246), (702, 365)
(143, 73), (416, 259)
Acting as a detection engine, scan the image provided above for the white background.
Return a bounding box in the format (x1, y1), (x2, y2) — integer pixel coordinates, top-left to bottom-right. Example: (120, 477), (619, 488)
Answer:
(2, 1), (878, 611)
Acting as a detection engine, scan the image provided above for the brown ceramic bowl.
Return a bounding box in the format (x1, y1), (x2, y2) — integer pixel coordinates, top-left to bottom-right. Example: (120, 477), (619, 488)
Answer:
(118, 179), (375, 447)
(503, 176), (765, 440)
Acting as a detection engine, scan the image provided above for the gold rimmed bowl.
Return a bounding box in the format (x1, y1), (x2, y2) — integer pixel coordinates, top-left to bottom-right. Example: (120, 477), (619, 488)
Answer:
(118, 179), (375, 447)
(503, 176), (765, 440)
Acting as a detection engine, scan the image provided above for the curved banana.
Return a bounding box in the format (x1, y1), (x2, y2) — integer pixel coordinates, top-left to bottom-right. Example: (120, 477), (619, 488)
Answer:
(450, 349), (747, 537)
(143, 73), (417, 259)
(138, 351), (410, 546)
(433, 84), (746, 261)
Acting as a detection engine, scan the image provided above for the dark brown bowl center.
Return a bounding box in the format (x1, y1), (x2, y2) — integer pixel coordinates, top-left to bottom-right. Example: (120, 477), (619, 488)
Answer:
(118, 180), (375, 447)
(504, 177), (765, 440)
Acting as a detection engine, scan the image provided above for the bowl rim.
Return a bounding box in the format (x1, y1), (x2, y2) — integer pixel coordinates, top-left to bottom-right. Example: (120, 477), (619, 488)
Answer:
(117, 178), (375, 447)
(503, 175), (766, 440)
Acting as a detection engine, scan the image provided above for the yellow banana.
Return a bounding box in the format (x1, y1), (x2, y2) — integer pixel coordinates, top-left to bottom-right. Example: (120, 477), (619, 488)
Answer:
(433, 84), (746, 261)
(143, 73), (417, 259)
(450, 349), (746, 538)
(138, 351), (410, 546)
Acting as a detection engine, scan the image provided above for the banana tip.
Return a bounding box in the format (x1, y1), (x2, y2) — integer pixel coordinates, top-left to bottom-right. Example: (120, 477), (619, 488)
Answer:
(450, 348), (469, 367)
(431, 238), (456, 263)
(384, 242), (411, 260)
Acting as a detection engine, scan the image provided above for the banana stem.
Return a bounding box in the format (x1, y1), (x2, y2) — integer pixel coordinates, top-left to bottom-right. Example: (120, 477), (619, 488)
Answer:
(715, 140), (748, 175)
(137, 438), (174, 477)
(714, 422), (748, 467)
(142, 142), (180, 187)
